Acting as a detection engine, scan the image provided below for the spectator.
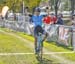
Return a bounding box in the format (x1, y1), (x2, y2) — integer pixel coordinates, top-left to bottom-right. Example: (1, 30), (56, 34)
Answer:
(50, 13), (57, 24)
(43, 12), (57, 32)
(72, 14), (75, 26)
(43, 15), (52, 24)
(43, 11), (57, 25)
(57, 13), (64, 25)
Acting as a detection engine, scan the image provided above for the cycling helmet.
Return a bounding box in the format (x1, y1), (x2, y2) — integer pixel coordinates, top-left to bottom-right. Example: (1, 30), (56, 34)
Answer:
(34, 7), (41, 12)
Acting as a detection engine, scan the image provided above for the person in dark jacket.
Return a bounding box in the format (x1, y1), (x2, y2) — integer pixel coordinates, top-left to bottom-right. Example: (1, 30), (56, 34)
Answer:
(72, 14), (75, 25)
(57, 13), (64, 25)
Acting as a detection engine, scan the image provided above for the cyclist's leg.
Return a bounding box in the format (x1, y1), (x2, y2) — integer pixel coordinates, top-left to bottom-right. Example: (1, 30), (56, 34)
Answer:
(41, 29), (48, 42)
(34, 28), (38, 54)
(34, 36), (41, 54)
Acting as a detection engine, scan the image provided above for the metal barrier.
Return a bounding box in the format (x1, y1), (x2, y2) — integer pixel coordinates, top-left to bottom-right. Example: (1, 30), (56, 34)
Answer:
(57, 25), (72, 46)
(72, 25), (75, 51)
(44, 25), (71, 45)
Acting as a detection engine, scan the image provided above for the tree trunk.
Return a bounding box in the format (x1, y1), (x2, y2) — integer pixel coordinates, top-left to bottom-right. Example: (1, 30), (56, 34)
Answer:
(71, 0), (75, 15)
(55, 0), (59, 17)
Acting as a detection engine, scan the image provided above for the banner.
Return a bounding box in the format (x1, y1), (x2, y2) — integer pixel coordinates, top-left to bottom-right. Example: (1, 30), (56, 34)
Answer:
(1, 6), (9, 18)
(58, 26), (70, 46)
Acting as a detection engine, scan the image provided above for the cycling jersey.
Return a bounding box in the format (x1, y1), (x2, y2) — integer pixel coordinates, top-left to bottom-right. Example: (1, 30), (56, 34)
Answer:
(31, 15), (43, 27)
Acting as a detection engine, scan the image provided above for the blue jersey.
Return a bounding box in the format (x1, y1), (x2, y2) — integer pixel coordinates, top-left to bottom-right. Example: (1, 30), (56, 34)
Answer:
(31, 15), (43, 27)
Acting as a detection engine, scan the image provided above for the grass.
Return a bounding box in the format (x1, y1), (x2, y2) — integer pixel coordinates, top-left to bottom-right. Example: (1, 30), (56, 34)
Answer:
(0, 55), (62, 64)
(0, 55), (37, 64)
(13, 30), (75, 61)
(0, 28), (64, 64)
(61, 53), (75, 61)
(0, 29), (33, 53)
(0, 28), (75, 62)
(16, 32), (73, 52)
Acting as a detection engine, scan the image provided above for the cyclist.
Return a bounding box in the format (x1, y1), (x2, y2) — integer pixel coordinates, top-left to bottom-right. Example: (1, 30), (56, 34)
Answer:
(30, 7), (48, 53)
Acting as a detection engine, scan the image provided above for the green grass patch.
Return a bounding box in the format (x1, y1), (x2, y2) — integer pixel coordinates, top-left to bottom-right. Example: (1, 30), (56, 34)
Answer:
(0, 30), (33, 53)
(0, 55), (63, 64)
(15, 32), (72, 52)
(0, 28), (64, 64)
(0, 28), (75, 61)
(14, 31), (75, 61)
(60, 53), (75, 61)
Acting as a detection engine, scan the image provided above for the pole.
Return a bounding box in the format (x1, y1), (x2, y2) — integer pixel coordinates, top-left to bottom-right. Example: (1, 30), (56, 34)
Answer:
(55, 0), (59, 17)
(23, 0), (24, 15)
(71, 0), (74, 15)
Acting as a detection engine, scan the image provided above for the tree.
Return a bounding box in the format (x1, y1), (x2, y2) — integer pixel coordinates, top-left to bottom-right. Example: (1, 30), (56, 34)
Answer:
(49, 0), (55, 10)
(71, 0), (75, 15)
(24, 0), (41, 11)
(0, 0), (41, 12)
(54, 0), (59, 17)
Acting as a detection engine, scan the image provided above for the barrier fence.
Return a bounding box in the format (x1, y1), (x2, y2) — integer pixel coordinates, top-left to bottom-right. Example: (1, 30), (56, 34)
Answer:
(0, 19), (75, 51)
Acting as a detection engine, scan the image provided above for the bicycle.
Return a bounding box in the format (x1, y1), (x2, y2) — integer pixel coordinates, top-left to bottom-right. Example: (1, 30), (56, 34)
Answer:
(35, 32), (44, 62)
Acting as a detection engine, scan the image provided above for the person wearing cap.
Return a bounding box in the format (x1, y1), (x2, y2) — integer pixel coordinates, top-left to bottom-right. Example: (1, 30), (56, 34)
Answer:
(56, 13), (64, 25)
(43, 8), (57, 33)
(30, 7), (48, 53)
(72, 14), (75, 25)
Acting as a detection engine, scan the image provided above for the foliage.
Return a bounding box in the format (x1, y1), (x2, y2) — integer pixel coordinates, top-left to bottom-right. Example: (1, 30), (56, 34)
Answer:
(0, 0), (41, 12)
(24, 0), (41, 11)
